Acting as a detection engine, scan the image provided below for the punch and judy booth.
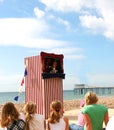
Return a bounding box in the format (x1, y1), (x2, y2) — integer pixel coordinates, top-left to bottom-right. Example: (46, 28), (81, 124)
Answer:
(25, 52), (65, 119)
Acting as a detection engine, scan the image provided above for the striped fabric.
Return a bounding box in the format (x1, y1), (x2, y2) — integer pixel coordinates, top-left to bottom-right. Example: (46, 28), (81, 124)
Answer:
(24, 54), (63, 119)
(42, 78), (63, 118)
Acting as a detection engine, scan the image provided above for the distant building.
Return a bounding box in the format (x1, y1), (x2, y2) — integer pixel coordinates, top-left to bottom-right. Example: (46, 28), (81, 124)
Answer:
(74, 84), (89, 88)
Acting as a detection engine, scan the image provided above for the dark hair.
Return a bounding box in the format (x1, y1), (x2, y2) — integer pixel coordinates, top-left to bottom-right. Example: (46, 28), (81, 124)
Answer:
(1, 102), (19, 127)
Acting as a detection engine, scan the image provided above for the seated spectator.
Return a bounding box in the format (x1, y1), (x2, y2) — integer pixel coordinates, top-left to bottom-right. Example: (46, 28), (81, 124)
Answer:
(0, 102), (25, 130)
(69, 100), (85, 130)
(82, 91), (109, 130)
(23, 101), (46, 130)
(48, 100), (69, 130)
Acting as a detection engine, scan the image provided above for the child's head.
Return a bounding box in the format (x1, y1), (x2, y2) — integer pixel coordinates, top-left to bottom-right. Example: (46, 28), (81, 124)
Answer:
(85, 91), (98, 105)
(48, 100), (62, 123)
(1, 102), (19, 127)
(50, 100), (61, 112)
(23, 101), (37, 115)
(80, 100), (85, 108)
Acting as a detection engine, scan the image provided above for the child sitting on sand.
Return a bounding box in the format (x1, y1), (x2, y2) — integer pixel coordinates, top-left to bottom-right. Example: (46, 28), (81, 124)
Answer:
(48, 100), (69, 130)
(0, 102), (25, 130)
(22, 101), (46, 130)
(82, 91), (109, 130)
(69, 100), (85, 130)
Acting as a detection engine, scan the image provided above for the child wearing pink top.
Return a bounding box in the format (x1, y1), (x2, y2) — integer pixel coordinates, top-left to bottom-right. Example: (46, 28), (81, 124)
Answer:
(69, 100), (85, 130)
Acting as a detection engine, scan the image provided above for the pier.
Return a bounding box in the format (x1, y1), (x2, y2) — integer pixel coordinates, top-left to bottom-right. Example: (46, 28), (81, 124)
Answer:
(74, 84), (114, 95)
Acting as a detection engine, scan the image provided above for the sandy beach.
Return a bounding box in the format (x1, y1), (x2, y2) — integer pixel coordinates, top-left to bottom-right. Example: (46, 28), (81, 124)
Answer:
(0, 96), (114, 125)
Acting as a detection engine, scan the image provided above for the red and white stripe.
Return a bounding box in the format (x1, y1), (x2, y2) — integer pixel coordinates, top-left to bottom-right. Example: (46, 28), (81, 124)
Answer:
(25, 55), (63, 119)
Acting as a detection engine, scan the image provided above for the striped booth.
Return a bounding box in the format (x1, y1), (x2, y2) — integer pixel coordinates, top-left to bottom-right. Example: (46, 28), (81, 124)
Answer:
(24, 52), (65, 119)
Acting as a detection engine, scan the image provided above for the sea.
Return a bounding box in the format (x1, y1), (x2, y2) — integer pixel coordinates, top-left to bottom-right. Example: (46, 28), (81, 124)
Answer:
(0, 89), (114, 104)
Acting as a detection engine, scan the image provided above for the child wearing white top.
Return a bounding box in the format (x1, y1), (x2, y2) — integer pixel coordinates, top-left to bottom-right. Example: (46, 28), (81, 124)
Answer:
(48, 100), (69, 130)
(22, 101), (46, 130)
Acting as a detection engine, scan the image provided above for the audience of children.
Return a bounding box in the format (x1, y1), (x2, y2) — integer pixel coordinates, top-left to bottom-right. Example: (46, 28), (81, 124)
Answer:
(0, 92), (113, 130)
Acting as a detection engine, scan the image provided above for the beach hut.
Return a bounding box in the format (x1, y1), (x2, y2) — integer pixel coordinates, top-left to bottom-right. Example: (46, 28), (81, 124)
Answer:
(24, 52), (65, 119)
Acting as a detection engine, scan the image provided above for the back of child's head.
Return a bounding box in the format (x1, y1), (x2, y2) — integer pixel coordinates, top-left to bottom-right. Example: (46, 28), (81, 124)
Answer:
(85, 91), (98, 105)
(48, 100), (62, 123)
(23, 101), (36, 115)
(1, 102), (19, 127)
(51, 100), (61, 112)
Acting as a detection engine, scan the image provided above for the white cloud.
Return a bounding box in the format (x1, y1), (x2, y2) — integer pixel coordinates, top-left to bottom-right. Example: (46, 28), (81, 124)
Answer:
(34, 7), (45, 18)
(40, 0), (92, 12)
(46, 14), (71, 31)
(87, 73), (114, 87)
(40, 0), (114, 40)
(0, 17), (84, 59)
(0, 18), (47, 44)
(46, 47), (84, 60)
(0, 18), (68, 48)
(19, 38), (68, 49)
(79, 15), (105, 33)
(0, 17), (84, 61)
(57, 18), (70, 30)
(79, 0), (114, 40)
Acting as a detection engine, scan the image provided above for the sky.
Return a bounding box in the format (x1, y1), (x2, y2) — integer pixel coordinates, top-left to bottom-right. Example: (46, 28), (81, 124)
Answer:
(0, 0), (114, 92)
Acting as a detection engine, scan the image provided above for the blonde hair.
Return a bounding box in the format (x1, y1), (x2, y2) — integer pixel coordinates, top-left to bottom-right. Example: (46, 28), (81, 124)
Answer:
(48, 100), (62, 123)
(1, 102), (19, 127)
(85, 91), (98, 105)
(23, 101), (41, 130)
